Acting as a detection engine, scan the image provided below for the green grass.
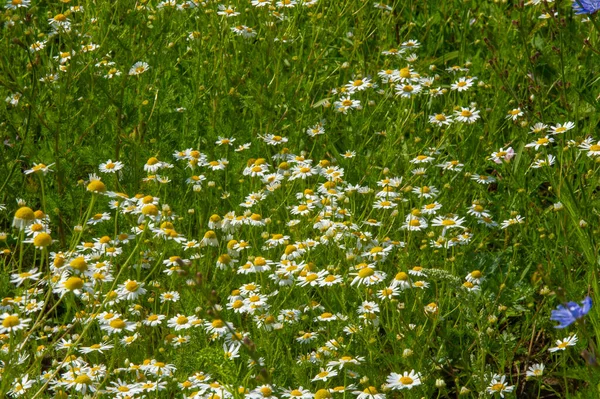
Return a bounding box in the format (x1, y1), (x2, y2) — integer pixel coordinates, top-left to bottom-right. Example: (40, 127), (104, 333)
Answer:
(1, 0), (600, 397)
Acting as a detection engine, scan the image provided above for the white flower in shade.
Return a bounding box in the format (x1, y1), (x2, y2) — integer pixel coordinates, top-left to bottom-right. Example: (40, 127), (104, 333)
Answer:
(129, 61), (150, 75)
(549, 334), (578, 352)
(526, 363), (545, 378)
(486, 374), (514, 398)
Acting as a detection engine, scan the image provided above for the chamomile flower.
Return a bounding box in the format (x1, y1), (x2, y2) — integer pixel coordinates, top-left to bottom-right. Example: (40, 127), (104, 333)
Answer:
(549, 334), (578, 352)
(8, 374), (34, 397)
(431, 215), (466, 229)
(395, 83), (422, 98)
(429, 113), (453, 126)
(489, 147), (514, 164)
(0, 313), (31, 334)
(10, 268), (42, 286)
(500, 215), (524, 229)
(549, 121), (575, 135)
(531, 154), (556, 168)
(217, 4), (240, 17)
(6, 0), (31, 9)
(143, 314), (166, 327)
(312, 367), (338, 382)
(578, 138), (600, 157)
(471, 174), (496, 184)
(334, 96), (362, 113)
(486, 375), (514, 398)
(529, 122), (548, 134)
(99, 160), (124, 173)
(386, 370), (422, 390)
(525, 136), (554, 150)
(345, 78), (372, 93)
(437, 160), (464, 171)
(412, 185), (439, 198)
(167, 314), (199, 330)
(465, 270), (483, 284)
(129, 61), (150, 75)
(117, 280), (147, 300)
(263, 134), (288, 146)
(506, 108), (523, 120)
(24, 163), (54, 175)
(100, 318), (136, 335)
(401, 215), (428, 231)
(350, 266), (386, 286)
(526, 363), (545, 378)
(410, 155), (434, 164)
(455, 106), (480, 123)
(450, 77), (475, 91)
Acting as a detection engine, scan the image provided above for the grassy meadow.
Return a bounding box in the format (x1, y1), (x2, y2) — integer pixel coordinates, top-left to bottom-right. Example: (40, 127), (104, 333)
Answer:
(2, 0), (600, 397)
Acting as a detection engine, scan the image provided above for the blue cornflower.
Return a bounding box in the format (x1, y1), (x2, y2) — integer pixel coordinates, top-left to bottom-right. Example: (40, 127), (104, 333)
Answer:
(550, 296), (592, 329)
(573, 0), (600, 15)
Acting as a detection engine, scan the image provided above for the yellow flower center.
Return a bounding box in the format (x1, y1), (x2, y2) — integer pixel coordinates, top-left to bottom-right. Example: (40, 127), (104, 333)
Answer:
(15, 207), (35, 220)
(87, 180), (106, 193)
(141, 204), (158, 216)
(400, 376), (414, 385)
(218, 254), (231, 264)
(34, 232), (52, 247)
(470, 270), (482, 278)
(70, 257), (88, 271)
(64, 277), (84, 290)
(125, 281), (139, 292)
(109, 319), (126, 329)
(358, 268), (374, 278)
(2, 315), (20, 328)
(491, 383), (505, 391)
(74, 375), (92, 385)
